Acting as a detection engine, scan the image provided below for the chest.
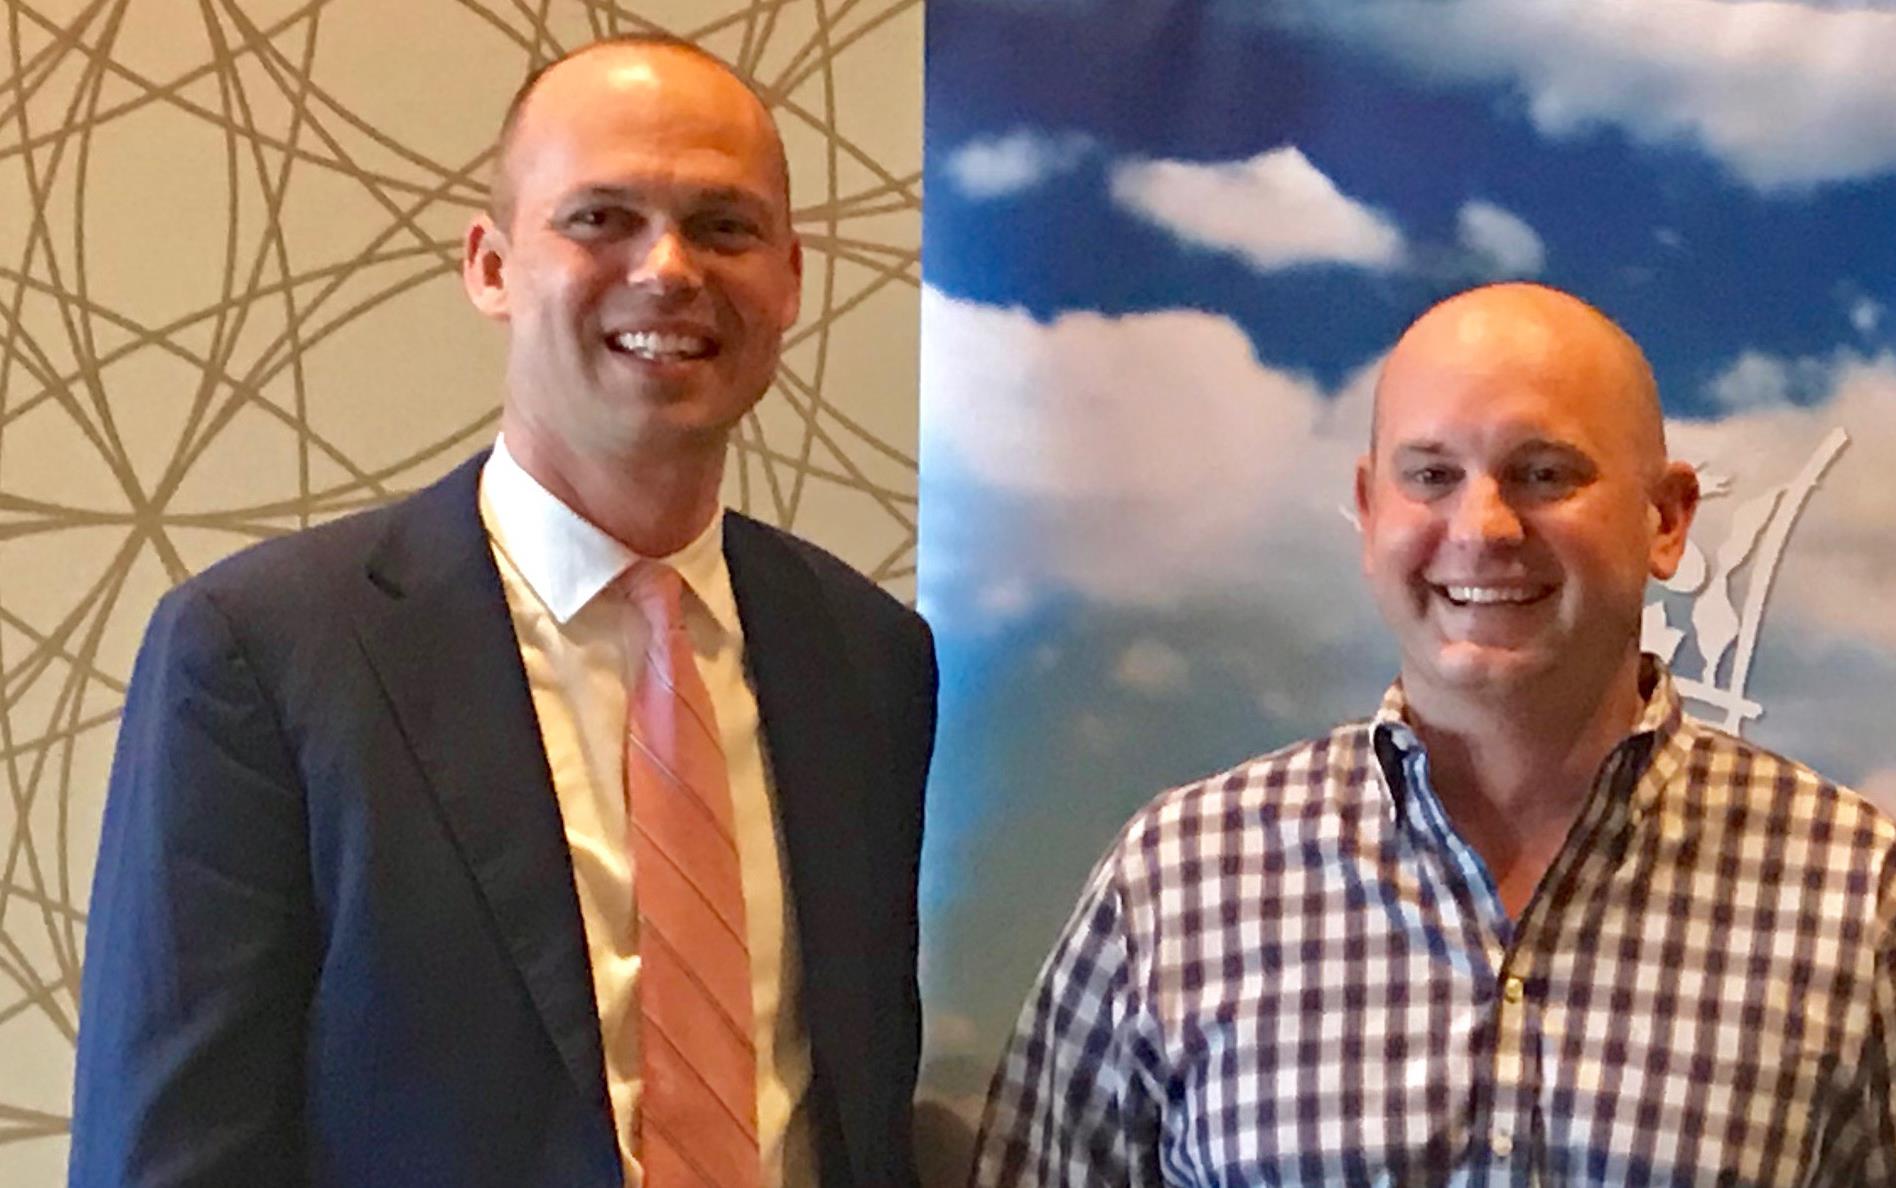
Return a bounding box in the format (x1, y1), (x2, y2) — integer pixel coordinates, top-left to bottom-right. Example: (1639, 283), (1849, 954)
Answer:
(1138, 828), (1878, 1187)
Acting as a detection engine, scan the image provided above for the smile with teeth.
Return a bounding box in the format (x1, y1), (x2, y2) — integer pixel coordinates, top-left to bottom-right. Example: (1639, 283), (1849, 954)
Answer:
(608, 329), (715, 361)
(1436, 584), (1548, 606)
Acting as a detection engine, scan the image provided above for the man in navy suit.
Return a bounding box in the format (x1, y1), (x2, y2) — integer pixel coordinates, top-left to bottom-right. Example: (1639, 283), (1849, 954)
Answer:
(71, 34), (936, 1187)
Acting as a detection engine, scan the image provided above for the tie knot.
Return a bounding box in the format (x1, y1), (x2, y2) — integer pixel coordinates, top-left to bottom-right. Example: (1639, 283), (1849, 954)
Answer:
(620, 562), (687, 630)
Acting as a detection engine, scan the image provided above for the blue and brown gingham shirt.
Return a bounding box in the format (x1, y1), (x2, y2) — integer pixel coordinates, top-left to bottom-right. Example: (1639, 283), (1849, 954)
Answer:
(974, 660), (1896, 1186)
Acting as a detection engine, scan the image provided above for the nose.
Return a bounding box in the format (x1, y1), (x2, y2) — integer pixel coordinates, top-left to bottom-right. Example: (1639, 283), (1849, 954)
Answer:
(630, 226), (701, 297)
(1449, 474), (1523, 546)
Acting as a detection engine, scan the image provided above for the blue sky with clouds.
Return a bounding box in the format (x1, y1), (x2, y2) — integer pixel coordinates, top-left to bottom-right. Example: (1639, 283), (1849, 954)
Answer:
(913, 0), (1896, 1155)
(926, 0), (1896, 394)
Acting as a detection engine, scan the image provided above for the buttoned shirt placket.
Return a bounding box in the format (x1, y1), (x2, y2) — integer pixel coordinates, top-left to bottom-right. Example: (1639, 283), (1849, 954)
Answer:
(1376, 712), (1666, 1188)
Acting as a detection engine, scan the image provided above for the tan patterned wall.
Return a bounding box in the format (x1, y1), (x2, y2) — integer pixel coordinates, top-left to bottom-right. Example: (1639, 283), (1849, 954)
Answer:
(0, 1), (920, 1176)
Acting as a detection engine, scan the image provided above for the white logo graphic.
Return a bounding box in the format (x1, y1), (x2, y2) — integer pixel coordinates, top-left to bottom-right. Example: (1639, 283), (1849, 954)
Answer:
(1642, 428), (1849, 734)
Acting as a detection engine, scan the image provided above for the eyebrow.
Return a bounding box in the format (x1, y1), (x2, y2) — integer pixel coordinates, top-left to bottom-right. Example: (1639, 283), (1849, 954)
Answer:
(1389, 436), (1589, 457)
(1509, 438), (1593, 462)
(558, 182), (774, 213)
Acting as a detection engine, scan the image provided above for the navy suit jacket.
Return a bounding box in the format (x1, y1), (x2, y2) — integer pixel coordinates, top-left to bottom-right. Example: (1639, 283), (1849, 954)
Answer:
(71, 453), (937, 1187)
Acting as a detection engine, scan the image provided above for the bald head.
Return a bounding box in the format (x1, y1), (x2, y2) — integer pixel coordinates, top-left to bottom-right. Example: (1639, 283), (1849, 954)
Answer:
(487, 35), (790, 230)
(1371, 283), (1667, 476)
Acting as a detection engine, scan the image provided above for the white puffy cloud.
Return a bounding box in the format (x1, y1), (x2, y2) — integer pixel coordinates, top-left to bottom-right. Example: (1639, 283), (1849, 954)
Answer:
(942, 129), (1094, 199)
(1852, 297), (1885, 336)
(1109, 146), (1405, 271)
(919, 286), (1376, 622)
(1706, 349), (1833, 410)
(1273, 0), (1896, 190)
(1456, 199), (1546, 276)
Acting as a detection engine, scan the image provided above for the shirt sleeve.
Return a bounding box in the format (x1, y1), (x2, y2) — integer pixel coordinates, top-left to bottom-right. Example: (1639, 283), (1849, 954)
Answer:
(969, 853), (1167, 1187)
(1832, 863), (1896, 1187)
(1870, 908), (1896, 1185)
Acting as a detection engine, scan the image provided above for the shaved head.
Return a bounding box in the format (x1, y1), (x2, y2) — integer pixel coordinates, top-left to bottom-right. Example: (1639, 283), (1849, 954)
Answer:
(1371, 283), (1667, 477)
(486, 34), (790, 229)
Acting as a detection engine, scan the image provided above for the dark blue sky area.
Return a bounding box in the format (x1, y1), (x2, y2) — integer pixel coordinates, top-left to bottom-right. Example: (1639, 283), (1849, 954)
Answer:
(924, 1), (1896, 413)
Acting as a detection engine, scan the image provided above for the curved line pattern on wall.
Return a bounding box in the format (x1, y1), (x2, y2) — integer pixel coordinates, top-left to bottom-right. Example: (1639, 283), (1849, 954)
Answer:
(0, 0), (919, 1171)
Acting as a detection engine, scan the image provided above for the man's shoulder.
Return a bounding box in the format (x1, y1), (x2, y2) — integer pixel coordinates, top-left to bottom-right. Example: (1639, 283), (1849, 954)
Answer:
(188, 501), (393, 596)
(165, 454), (483, 625)
(724, 509), (925, 634)
(1669, 713), (1896, 852)
(1110, 720), (1381, 857)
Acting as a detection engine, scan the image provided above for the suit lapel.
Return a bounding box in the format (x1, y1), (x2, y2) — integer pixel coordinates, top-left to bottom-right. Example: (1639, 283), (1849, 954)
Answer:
(352, 455), (610, 1124)
(725, 515), (886, 1186)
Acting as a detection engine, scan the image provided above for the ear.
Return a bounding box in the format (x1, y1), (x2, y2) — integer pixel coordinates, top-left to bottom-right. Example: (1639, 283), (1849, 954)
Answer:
(462, 214), (511, 321)
(1353, 453), (1375, 566)
(1645, 460), (1701, 580)
(779, 234), (804, 329)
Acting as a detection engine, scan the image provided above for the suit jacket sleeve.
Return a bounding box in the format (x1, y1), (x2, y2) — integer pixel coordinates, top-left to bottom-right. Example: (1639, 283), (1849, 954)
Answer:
(896, 612), (939, 1105)
(70, 581), (317, 1187)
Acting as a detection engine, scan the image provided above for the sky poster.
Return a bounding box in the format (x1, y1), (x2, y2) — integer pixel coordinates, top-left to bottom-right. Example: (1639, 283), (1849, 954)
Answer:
(914, 1), (1896, 1179)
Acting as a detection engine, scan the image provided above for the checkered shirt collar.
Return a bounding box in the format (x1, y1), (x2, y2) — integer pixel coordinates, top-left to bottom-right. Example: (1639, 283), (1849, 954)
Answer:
(1369, 654), (1687, 825)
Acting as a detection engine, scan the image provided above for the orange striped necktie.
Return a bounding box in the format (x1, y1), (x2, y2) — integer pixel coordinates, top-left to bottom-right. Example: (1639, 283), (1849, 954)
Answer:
(619, 563), (761, 1188)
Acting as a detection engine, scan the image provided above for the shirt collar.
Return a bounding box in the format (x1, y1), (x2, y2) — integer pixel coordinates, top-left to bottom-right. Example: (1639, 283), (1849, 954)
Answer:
(1620, 656), (1687, 820)
(478, 436), (742, 636)
(1370, 655), (1687, 819)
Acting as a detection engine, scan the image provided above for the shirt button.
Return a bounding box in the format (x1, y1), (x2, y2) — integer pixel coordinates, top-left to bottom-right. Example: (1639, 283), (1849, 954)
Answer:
(1491, 1131), (1514, 1158)
(1503, 976), (1525, 1003)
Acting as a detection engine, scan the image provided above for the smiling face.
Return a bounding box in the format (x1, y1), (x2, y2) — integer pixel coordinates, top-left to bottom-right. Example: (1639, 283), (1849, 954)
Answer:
(1355, 285), (1698, 720)
(462, 43), (801, 473)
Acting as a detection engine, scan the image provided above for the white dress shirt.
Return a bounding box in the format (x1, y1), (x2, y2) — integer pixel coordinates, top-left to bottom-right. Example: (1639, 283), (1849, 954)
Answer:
(479, 438), (813, 1187)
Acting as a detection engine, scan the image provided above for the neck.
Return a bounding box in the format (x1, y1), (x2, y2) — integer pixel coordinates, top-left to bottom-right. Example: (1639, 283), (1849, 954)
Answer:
(502, 417), (727, 557)
(1405, 650), (1647, 915)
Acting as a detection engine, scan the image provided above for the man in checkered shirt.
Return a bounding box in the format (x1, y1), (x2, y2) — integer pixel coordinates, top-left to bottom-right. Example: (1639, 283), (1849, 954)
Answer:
(972, 283), (1896, 1186)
